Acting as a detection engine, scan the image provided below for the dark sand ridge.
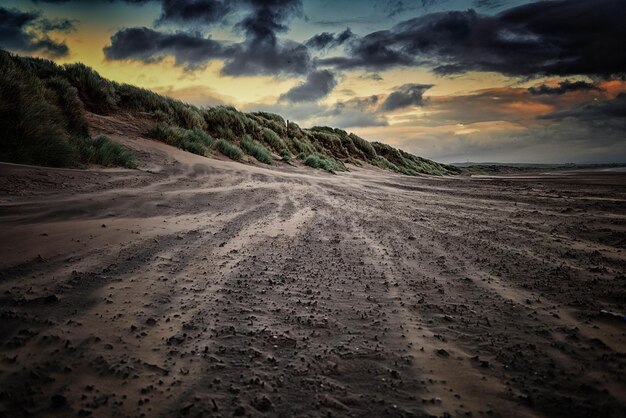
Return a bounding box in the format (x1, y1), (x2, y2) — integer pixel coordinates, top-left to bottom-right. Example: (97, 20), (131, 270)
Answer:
(0, 115), (625, 417)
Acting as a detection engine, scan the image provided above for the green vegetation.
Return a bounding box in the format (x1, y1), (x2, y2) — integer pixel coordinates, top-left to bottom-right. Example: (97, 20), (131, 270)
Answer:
(73, 135), (136, 168)
(0, 50), (134, 168)
(241, 135), (272, 164)
(148, 123), (214, 155)
(280, 149), (292, 162)
(215, 139), (243, 161)
(0, 48), (459, 175)
(303, 154), (346, 173)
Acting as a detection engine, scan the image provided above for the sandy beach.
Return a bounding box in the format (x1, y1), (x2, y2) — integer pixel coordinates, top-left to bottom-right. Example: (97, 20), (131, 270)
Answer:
(1, 128), (625, 417)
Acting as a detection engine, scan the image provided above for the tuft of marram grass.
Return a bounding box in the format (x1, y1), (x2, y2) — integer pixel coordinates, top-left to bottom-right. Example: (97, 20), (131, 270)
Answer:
(148, 123), (214, 156)
(303, 154), (345, 173)
(241, 135), (272, 164)
(280, 149), (292, 162)
(261, 127), (287, 153)
(73, 135), (136, 168)
(182, 128), (214, 155)
(215, 139), (243, 160)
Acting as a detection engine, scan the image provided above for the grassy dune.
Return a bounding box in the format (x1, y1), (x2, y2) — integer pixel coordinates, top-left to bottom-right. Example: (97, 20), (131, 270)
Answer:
(0, 49), (459, 175)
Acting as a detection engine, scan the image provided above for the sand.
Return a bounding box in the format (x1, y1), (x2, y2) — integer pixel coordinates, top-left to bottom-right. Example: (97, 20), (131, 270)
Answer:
(1, 121), (625, 417)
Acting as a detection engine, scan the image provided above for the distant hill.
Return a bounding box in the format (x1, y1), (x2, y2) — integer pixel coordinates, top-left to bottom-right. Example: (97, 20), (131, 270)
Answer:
(451, 162), (562, 168)
(0, 49), (459, 176)
(452, 162), (626, 174)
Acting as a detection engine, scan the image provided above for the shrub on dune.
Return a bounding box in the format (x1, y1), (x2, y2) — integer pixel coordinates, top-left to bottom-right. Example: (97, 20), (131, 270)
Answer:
(241, 135), (273, 164)
(72, 135), (136, 168)
(148, 123), (187, 146)
(0, 54), (76, 167)
(63, 63), (117, 114)
(148, 123), (214, 156)
(215, 139), (243, 160)
(303, 154), (346, 173)
(261, 127), (287, 153)
(280, 149), (292, 162)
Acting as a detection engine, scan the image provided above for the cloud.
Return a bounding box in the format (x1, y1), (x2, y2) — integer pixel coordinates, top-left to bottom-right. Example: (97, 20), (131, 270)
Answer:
(0, 6), (69, 57)
(243, 92), (387, 129)
(305, 28), (354, 50)
(324, 109), (388, 128)
(359, 73), (383, 81)
(322, 0), (626, 78)
(33, 0), (153, 3)
(472, 0), (505, 10)
(156, 0), (232, 26)
(103, 27), (233, 70)
(319, 28), (414, 70)
(152, 84), (229, 106)
(326, 95), (387, 127)
(350, 87), (626, 164)
(105, 0), (311, 76)
(528, 80), (603, 96)
(279, 70), (337, 102)
(540, 93), (626, 122)
(35, 17), (78, 33)
(380, 83), (432, 111)
(220, 39), (310, 76)
(220, 0), (310, 76)
(383, 0), (443, 18)
(240, 101), (327, 125)
(236, 0), (302, 43)
(104, 26), (311, 75)
(425, 88), (551, 125)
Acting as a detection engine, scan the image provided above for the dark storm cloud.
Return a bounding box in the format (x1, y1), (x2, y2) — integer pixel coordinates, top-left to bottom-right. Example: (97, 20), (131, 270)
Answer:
(384, 0), (408, 18)
(0, 7), (69, 57)
(305, 28), (354, 50)
(319, 28), (414, 70)
(103, 27), (233, 70)
(334, 95), (380, 114)
(380, 83), (432, 111)
(33, 0), (153, 3)
(36, 17), (78, 33)
(220, 39), (310, 76)
(156, 0), (232, 26)
(104, 27), (310, 76)
(383, 0), (444, 18)
(305, 32), (333, 50)
(222, 0), (309, 76)
(279, 70), (337, 102)
(360, 73), (383, 81)
(472, 0), (505, 9)
(105, 0), (310, 75)
(323, 0), (626, 78)
(328, 94), (387, 127)
(541, 93), (626, 122)
(528, 80), (603, 96)
(237, 0), (301, 42)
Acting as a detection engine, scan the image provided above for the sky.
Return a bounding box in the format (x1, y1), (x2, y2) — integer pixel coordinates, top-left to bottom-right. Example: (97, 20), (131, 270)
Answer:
(1, 0), (625, 164)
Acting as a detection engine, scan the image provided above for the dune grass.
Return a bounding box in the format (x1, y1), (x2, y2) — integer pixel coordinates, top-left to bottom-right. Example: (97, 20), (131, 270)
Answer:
(261, 127), (287, 153)
(148, 123), (214, 156)
(0, 48), (458, 175)
(280, 149), (292, 162)
(215, 139), (243, 160)
(0, 50), (135, 168)
(73, 135), (136, 168)
(303, 154), (346, 173)
(241, 136), (272, 164)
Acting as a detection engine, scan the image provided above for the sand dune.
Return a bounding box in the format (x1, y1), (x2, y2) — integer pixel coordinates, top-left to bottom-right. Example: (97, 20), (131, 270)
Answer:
(1, 131), (625, 417)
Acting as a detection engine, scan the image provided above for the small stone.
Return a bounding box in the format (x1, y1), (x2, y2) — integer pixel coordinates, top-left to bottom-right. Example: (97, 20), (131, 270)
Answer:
(51, 394), (67, 408)
(436, 349), (450, 357)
